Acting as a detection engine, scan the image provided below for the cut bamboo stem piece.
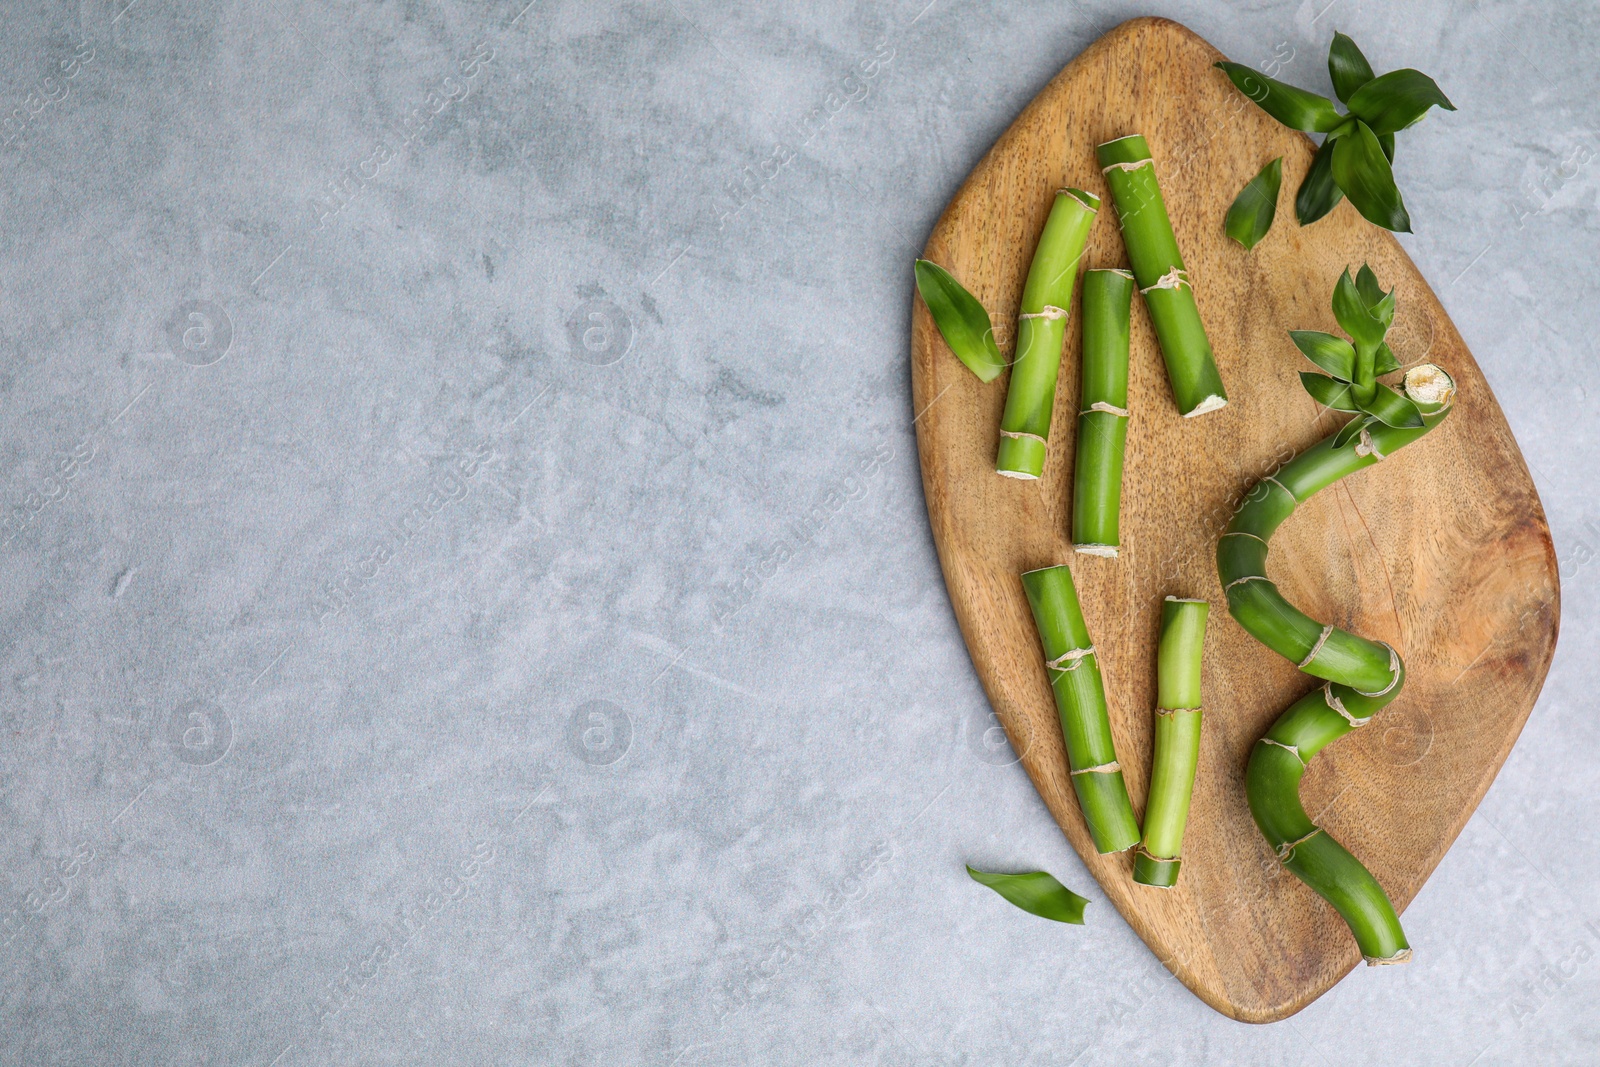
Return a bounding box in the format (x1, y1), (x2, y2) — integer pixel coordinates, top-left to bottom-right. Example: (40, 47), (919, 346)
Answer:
(1021, 564), (1141, 854)
(996, 189), (1100, 479)
(1095, 135), (1227, 417)
(1220, 364), (1455, 962)
(1134, 596), (1209, 888)
(1072, 269), (1134, 556)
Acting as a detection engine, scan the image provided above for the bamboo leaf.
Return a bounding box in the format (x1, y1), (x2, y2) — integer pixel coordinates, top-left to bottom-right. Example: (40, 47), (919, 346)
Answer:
(1357, 382), (1426, 428)
(966, 866), (1089, 924)
(1331, 121), (1411, 232)
(1373, 341), (1401, 376)
(914, 260), (1006, 382)
(1347, 68), (1456, 136)
(1289, 330), (1356, 380)
(1333, 415), (1370, 449)
(1214, 62), (1343, 133)
(1354, 264), (1386, 308)
(1379, 131), (1396, 163)
(1332, 269), (1386, 349)
(1300, 372), (1360, 411)
(1327, 32), (1375, 104)
(1225, 157), (1283, 249)
(1354, 264), (1396, 327)
(1295, 138), (1344, 225)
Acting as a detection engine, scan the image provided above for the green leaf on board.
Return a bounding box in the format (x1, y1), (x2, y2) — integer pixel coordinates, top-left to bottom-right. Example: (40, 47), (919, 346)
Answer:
(1214, 62), (1344, 133)
(1347, 68), (1456, 136)
(1289, 330), (1357, 381)
(1357, 382), (1426, 428)
(1331, 121), (1412, 231)
(1333, 414), (1371, 449)
(1225, 157), (1283, 249)
(1300, 372), (1361, 411)
(966, 866), (1089, 925)
(1295, 138), (1345, 226)
(1327, 32), (1376, 104)
(1373, 341), (1401, 376)
(914, 259), (1006, 382)
(1332, 269), (1387, 349)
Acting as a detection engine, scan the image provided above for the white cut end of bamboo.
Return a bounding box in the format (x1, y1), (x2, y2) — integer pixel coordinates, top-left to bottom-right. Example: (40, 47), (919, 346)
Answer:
(1365, 949), (1413, 966)
(1183, 394), (1228, 417)
(995, 469), (1038, 480)
(1164, 596), (1208, 603)
(1403, 363), (1456, 407)
(1069, 761), (1122, 775)
(1140, 266), (1190, 293)
(1085, 401), (1130, 417)
(1074, 544), (1119, 558)
(1100, 157), (1154, 174)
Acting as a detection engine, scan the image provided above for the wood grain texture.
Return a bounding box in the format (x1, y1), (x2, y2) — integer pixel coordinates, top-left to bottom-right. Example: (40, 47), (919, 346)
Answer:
(911, 17), (1560, 1023)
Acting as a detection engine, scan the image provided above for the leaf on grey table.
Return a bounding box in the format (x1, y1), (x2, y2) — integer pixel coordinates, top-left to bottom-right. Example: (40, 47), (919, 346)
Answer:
(1327, 32), (1376, 104)
(1346, 68), (1455, 136)
(966, 866), (1089, 924)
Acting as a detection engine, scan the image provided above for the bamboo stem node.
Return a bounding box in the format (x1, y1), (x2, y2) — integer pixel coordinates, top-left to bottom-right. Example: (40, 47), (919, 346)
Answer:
(1140, 266), (1190, 294)
(1085, 401), (1130, 417)
(1275, 827), (1324, 862)
(1259, 737), (1307, 766)
(1070, 761), (1122, 775)
(1018, 306), (1069, 321)
(1100, 157), (1154, 174)
(1298, 624), (1336, 669)
(1352, 643), (1402, 697)
(1045, 646), (1096, 672)
(1323, 683), (1372, 727)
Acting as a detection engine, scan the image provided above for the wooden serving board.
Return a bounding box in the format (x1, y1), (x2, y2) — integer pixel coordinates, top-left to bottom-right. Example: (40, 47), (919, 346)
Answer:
(912, 17), (1560, 1022)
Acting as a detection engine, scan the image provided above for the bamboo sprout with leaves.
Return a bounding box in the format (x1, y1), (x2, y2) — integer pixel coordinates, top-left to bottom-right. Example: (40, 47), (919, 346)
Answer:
(1022, 564), (1141, 854)
(1216, 32), (1454, 232)
(1134, 596), (1210, 888)
(1096, 135), (1228, 417)
(1217, 264), (1456, 962)
(1072, 269), (1135, 556)
(996, 189), (1100, 479)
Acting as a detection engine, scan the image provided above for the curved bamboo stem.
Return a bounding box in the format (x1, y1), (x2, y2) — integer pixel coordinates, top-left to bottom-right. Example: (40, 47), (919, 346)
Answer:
(996, 189), (1099, 479)
(1095, 135), (1227, 417)
(1134, 596), (1209, 888)
(1021, 564), (1140, 854)
(1219, 364), (1455, 962)
(1072, 269), (1134, 556)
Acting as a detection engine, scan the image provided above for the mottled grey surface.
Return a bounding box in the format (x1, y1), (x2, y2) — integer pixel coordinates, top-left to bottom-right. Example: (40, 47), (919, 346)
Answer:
(0, 0), (1594, 1063)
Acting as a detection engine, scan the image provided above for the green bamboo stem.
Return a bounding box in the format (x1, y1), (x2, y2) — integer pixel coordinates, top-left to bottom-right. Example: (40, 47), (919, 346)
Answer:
(1219, 363), (1456, 963)
(1072, 269), (1134, 557)
(1095, 135), (1227, 417)
(1134, 596), (1209, 888)
(1021, 564), (1140, 854)
(996, 189), (1100, 479)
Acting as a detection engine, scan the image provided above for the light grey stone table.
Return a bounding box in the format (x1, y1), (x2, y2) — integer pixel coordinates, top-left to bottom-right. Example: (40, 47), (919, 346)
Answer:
(1, 0), (1594, 1063)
